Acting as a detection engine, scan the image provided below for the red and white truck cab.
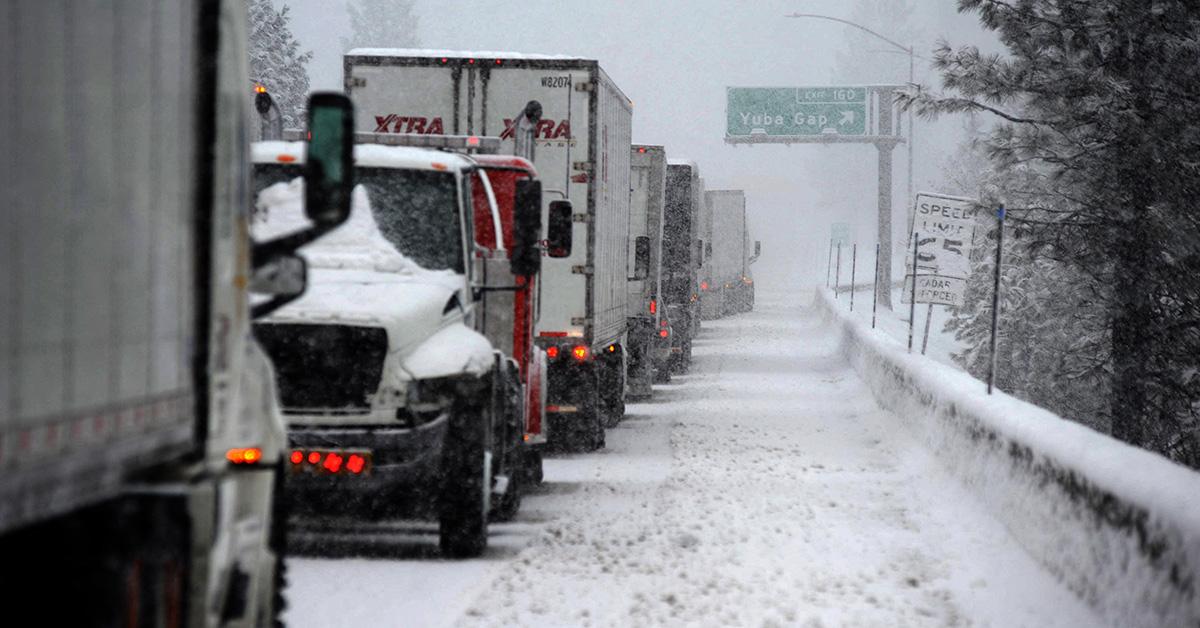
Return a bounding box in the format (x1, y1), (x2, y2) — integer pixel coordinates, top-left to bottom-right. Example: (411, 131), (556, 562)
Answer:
(467, 152), (553, 484)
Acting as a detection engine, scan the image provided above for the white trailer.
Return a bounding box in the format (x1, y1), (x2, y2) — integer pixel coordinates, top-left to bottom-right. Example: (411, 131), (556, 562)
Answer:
(707, 190), (749, 317)
(0, 1), (350, 624)
(343, 49), (634, 449)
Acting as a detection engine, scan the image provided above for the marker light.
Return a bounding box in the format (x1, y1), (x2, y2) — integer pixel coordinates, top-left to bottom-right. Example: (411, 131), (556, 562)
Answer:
(441, 57), (449, 64)
(649, 299), (657, 314)
(660, 329), (670, 338)
(700, 281), (709, 291)
(607, 344), (616, 353)
(307, 451), (321, 464)
(468, 58), (476, 64)
(290, 450), (303, 464)
(277, 154), (297, 163)
(226, 447), (263, 464)
(495, 59), (503, 65)
(546, 346), (560, 359)
(254, 84), (267, 94)
(466, 136), (481, 147)
(572, 345), (589, 361)
(346, 454), (366, 474)
(638, 147), (647, 153)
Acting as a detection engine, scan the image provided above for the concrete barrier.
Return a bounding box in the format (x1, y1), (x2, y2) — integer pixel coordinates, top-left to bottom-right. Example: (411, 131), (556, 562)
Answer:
(815, 288), (1200, 627)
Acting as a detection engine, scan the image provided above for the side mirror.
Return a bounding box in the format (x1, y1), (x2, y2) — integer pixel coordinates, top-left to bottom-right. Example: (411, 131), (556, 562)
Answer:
(511, 179), (543, 276)
(694, 239), (704, 268)
(547, 200), (573, 258)
(705, 241), (713, 260)
(751, 240), (761, 263)
(304, 92), (354, 227)
(630, 235), (650, 281)
(249, 254), (307, 318)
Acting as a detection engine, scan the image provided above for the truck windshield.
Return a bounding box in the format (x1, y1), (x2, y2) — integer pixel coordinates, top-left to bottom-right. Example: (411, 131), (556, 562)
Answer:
(254, 164), (465, 272)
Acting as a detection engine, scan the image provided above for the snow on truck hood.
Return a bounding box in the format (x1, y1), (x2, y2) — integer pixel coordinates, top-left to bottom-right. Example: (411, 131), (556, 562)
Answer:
(251, 175), (490, 375)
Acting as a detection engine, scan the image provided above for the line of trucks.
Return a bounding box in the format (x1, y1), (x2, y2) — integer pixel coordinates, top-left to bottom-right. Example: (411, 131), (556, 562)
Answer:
(0, 3), (759, 624)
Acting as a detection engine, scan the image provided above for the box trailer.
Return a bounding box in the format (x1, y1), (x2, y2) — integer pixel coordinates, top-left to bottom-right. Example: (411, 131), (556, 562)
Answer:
(344, 49), (634, 449)
(663, 160), (703, 373)
(0, 1), (351, 624)
(627, 145), (668, 397)
(707, 189), (748, 317)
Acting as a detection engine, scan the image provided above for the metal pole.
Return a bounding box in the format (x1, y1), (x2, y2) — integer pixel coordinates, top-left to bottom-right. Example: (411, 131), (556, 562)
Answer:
(907, 232), (918, 352)
(826, 238), (833, 287)
(876, 99), (896, 311)
(871, 243), (880, 328)
(850, 244), (857, 311)
(987, 206), (1006, 394)
(907, 48), (914, 236)
(921, 303), (933, 354)
(834, 242), (842, 298)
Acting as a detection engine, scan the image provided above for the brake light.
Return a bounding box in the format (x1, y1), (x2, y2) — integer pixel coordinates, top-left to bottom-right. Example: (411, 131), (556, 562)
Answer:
(290, 450), (303, 464)
(468, 58), (476, 65)
(572, 345), (589, 361)
(649, 299), (657, 314)
(661, 319), (668, 327)
(323, 453), (344, 473)
(441, 57), (449, 64)
(638, 147), (647, 153)
(495, 59), (503, 65)
(546, 346), (560, 359)
(226, 447), (263, 465)
(347, 454), (366, 474)
(659, 329), (670, 338)
(307, 451), (321, 464)
(701, 281), (709, 291)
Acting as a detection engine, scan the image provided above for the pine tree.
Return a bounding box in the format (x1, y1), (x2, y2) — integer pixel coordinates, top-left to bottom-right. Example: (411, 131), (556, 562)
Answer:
(248, 0), (312, 129)
(905, 0), (1200, 466)
(341, 0), (420, 52)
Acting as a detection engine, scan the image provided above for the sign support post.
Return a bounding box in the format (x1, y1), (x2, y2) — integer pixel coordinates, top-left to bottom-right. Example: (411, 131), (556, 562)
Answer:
(987, 206), (1006, 394)
(849, 244), (857, 311)
(826, 238), (833, 287)
(872, 243), (880, 328)
(834, 243), (842, 298)
(921, 303), (934, 355)
(907, 232), (919, 352)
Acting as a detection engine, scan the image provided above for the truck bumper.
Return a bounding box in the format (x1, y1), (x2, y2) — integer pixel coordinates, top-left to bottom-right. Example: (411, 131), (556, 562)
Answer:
(284, 418), (449, 519)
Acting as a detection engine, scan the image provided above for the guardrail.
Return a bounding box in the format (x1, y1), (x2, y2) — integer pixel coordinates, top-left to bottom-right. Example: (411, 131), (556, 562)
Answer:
(815, 287), (1200, 627)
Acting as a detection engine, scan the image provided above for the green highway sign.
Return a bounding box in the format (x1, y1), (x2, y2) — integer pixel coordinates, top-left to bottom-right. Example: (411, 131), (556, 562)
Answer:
(727, 87), (867, 137)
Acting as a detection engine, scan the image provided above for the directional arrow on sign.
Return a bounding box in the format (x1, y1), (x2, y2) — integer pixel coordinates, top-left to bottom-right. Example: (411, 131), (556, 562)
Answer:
(839, 110), (856, 126)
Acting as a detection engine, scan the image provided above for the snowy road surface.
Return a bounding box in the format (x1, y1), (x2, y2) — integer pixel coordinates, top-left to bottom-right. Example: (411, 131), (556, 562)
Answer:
(285, 292), (1103, 628)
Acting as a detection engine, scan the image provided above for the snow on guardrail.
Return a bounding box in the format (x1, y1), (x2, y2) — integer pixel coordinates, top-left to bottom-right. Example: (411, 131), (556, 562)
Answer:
(815, 287), (1200, 627)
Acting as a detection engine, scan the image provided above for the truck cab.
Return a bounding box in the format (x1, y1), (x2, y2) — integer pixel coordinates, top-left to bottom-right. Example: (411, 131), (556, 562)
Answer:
(250, 139), (537, 556)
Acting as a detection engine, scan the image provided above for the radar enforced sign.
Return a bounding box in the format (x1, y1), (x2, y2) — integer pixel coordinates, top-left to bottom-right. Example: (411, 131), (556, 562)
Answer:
(903, 193), (979, 306)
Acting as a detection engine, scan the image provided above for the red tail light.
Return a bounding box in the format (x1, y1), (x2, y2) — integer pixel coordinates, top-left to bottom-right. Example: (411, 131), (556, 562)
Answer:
(307, 451), (321, 464)
(323, 453), (344, 473)
(649, 299), (657, 314)
(347, 454), (366, 474)
(546, 346), (560, 359)
(290, 450), (303, 464)
(660, 319), (668, 327)
(700, 281), (709, 291)
(659, 329), (669, 338)
(572, 345), (589, 361)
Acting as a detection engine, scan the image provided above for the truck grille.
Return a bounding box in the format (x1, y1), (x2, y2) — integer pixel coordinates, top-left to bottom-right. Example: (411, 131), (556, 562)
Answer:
(253, 323), (387, 414)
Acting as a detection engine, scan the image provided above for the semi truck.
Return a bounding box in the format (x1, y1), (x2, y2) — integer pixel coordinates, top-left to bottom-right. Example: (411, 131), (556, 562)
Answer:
(707, 190), (754, 317)
(628, 145), (669, 396)
(342, 49), (634, 450)
(0, 1), (352, 624)
(251, 134), (557, 556)
(663, 160), (705, 373)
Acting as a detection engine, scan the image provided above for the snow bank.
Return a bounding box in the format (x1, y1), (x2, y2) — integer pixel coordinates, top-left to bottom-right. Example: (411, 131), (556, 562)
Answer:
(814, 288), (1200, 627)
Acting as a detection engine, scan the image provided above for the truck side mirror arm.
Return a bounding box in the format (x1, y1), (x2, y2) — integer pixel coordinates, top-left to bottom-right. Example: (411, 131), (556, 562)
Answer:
(251, 93), (355, 319)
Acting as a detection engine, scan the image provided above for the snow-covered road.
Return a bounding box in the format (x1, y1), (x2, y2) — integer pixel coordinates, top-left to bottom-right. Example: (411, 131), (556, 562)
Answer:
(285, 292), (1103, 627)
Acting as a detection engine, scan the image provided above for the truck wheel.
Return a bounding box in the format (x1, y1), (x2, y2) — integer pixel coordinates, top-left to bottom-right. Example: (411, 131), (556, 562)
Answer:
(523, 449), (545, 485)
(438, 398), (490, 558)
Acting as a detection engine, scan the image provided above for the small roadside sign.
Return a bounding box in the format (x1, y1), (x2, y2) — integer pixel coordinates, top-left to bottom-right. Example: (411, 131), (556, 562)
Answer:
(902, 193), (979, 306)
(831, 222), (851, 246)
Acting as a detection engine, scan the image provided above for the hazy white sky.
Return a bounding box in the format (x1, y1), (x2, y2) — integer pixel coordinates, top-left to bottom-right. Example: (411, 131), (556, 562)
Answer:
(282, 0), (994, 292)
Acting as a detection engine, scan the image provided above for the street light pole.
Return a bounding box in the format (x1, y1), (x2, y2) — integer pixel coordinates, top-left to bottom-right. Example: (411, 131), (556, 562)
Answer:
(786, 13), (915, 310)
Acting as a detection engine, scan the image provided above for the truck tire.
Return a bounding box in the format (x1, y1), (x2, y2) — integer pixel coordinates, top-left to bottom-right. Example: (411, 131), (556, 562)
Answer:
(491, 451), (523, 523)
(269, 461), (288, 628)
(438, 395), (491, 558)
